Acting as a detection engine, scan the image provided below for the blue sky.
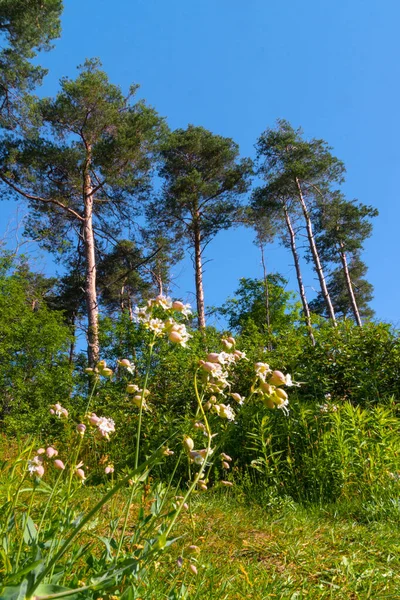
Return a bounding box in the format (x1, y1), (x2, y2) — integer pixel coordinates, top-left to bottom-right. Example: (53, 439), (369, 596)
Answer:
(1, 0), (399, 326)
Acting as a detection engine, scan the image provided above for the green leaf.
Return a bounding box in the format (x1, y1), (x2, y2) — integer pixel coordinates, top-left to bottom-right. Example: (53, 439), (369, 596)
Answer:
(23, 515), (37, 545)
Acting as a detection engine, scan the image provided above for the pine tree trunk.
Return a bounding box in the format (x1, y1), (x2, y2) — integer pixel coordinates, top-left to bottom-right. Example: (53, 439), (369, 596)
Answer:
(260, 243), (272, 349)
(83, 146), (100, 366)
(295, 177), (337, 326)
(193, 222), (206, 329)
(283, 204), (315, 345)
(339, 245), (363, 326)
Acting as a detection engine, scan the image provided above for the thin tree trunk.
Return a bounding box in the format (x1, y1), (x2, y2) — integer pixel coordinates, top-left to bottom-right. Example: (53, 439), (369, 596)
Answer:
(339, 245), (363, 326)
(259, 243), (272, 350)
(193, 222), (206, 329)
(283, 204), (315, 345)
(295, 177), (337, 326)
(83, 145), (100, 366)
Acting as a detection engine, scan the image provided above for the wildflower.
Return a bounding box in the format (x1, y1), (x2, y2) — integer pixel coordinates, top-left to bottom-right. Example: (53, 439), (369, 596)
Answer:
(54, 459), (65, 470)
(36, 448), (45, 455)
(221, 480), (233, 487)
(172, 300), (192, 317)
(221, 336), (235, 350)
(163, 447), (174, 456)
(154, 294), (173, 310)
(76, 423), (86, 436)
(254, 363), (271, 381)
(230, 392), (245, 405)
(105, 465), (114, 474)
(75, 468), (86, 481)
(148, 318), (165, 336)
(269, 370), (286, 387)
(88, 412), (100, 426)
(189, 564), (198, 575)
(28, 456), (45, 477)
(118, 359), (134, 375)
(97, 360), (107, 370)
(169, 330), (183, 344)
(183, 436), (194, 452)
(96, 417), (115, 440)
(233, 349), (247, 361)
(177, 556), (184, 568)
(274, 388), (288, 401)
(220, 453), (232, 462)
(263, 397), (276, 409)
(222, 461), (230, 470)
(218, 404), (236, 421)
(50, 403), (68, 418)
(189, 451), (204, 465)
(194, 421), (206, 430)
(46, 447), (58, 458)
(126, 383), (139, 394)
(197, 480), (207, 491)
(100, 367), (113, 377)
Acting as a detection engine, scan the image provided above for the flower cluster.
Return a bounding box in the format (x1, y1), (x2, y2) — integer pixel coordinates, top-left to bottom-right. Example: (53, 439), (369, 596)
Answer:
(27, 446), (65, 479)
(49, 403), (68, 418)
(252, 363), (296, 415)
(87, 413), (116, 440)
(199, 336), (247, 422)
(85, 359), (114, 378)
(134, 295), (192, 347)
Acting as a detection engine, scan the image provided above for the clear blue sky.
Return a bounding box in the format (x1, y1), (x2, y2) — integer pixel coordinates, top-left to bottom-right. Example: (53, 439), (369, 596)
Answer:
(1, 0), (399, 326)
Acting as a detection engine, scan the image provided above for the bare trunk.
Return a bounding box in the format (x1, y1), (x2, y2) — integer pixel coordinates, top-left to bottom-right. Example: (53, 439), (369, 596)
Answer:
(295, 178), (337, 326)
(260, 243), (272, 349)
(283, 205), (315, 345)
(339, 245), (363, 326)
(194, 223), (206, 329)
(83, 146), (100, 366)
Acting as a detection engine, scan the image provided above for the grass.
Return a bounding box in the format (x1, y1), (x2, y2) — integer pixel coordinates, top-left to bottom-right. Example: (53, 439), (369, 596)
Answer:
(157, 493), (400, 599)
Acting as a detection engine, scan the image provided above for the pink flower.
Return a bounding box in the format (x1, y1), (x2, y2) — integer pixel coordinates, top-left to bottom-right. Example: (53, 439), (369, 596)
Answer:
(54, 459), (65, 470)
(46, 447), (58, 459)
(75, 468), (86, 481)
(104, 465), (114, 474)
(88, 412), (100, 426)
(76, 423), (86, 435)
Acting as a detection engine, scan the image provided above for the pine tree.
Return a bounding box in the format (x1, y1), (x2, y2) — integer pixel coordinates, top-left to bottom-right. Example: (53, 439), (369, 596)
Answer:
(312, 192), (377, 324)
(149, 125), (252, 329)
(255, 120), (346, 326)
(0, 59), (165, 364)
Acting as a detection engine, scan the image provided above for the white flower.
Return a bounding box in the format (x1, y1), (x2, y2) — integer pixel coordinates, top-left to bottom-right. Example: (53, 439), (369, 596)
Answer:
(96, 417), (115, 439)
(148, 318), (165, 335)
(28, 456), (45, 477)
(254, 362), (271, 381)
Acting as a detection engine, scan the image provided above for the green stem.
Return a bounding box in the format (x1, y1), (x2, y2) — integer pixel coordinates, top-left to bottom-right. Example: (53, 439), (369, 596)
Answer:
(14, 481), (36, 572)
(134, 338), (155, 470)
(27, 453), (160, 598)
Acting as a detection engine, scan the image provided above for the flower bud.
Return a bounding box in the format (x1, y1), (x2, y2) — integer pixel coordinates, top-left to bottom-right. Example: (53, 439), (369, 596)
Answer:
(260, 381), (274, 395)
(76, 423), (86, 436)
(126, 384), (139, 394)
(269, 370), (286, 387)
(186, 545), (200, 555)
(220, 453), (232, 462)
(206, 353), (220, 363)
(221, 480), (233, 487)
(85, 368), (94, 374)
(172, 300), (184, 311)
(46, 447), (58, 458)
(97, 360), (107, 370)
(75, 468), (86, 481)
(183, 436), (194, 452)
(133, 395), (143, 407)
(230, 393), (244, 404)
(275, 388), (288, 401)
(203, 401), (212, 411)
(100, 367), (113, 377)
(119, 359), (132, 368)
(54, 459), (65, 470)
(88, 413), (100, 426)
(189, 564), (198, 575)
(221, 338), (233, 350)
(36, 465), (45, 478)
(222, 461), (230, 469)
(263, 397), (276, 409)
(37, 448), (45, 455)
(169, 331), (183, 344)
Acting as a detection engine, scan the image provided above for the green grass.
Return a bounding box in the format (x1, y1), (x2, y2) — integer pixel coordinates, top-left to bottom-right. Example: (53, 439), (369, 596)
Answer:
(164, 493), (400, 599)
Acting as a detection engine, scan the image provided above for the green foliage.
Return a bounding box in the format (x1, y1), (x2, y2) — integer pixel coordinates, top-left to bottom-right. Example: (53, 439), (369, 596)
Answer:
(0, 255), (73, 432)
(0, 0), (62, 127)
(217, 275), (301, 335)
